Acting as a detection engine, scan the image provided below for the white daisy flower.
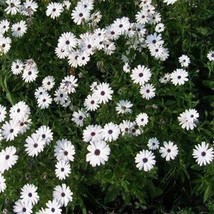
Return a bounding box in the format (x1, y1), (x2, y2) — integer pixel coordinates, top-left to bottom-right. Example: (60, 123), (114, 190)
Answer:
(5, 0), (21, 15)
(193, 142), (214, 166)
(123, 63), (131, 73)
(159, 73), (171, 84)
(116, 100), (133, 114)
(0, 146), (18, 173)
(135, 10), (150, 24)
(178, 55), (190, 67)
(72, 110), (89, 127)
(54, 88), (69, 105)
(42, 76), (55, 91)
(13, 199), (33, 214)
(20, 183), (40, 206)
(25, 133), (46, 157)
(54, 139), (75, 162)
(0, 36), (12, 54)
(71, 5), (90, 25)
(136, 112), (149, 127)
(131, 65), (152, 86)
(155, 23), (165, 33)
(84, 94), (100, 111)
(1, 120), (20, 141)
(11, 59), (24, 75)
(93, 82), (113, 104)
(37, 93), (52, 109)
(60, 75), (78, 94)
(34, 87), (48, 99)
(146, 33), (164, 47)
(45, 199), (62, 214)
(170, 68), (188, 86)
(135, 150), (156, 171)
(83, 124), (103, 143)
(0, 19), (10, 34)
(46, 2), (64, 19)
(102, 122), (120, 142)
(58, 32), (77, 52)
(86, 140), (110, 167)
(9, 101), (30, 121)
(140, 83), (156, 100)
(207, 50), (214, 62)
(22, 59), (38, 83)
(147, 137), (160, 150)
(77, 0), (94, 11)
(36, 125), (53, 145)
(119, 120), (134, 136)
(159, 141), (178, 161)
(11, 20), (27, 37)
(55, 160), (71, 180)
(53, 183), (73, 207)
(178, 109), (199, 130)
(21, 0), (38, 16)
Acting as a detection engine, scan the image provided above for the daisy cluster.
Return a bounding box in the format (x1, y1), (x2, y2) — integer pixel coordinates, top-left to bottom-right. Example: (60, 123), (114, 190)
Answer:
(54, 0), (172, 67)
(11, 59), (38, 83)
(12, 183), (73, 214)
(0, 0), (39, 55)
(0, 0), (213, 212)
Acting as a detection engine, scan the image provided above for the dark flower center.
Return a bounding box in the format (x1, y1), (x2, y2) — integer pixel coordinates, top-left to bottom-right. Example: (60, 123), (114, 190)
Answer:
(61, 192), (65, 197)
(100, 91), (105, 96)
(167, 149), (171, 153)
(139, 73), (143, 77)
(61, 168), (65, 172)
(91, 132), (95, 136)
(94, 149), (100, 156)
(5, 155), (10, 160)
(201, 151), (206, 156)
(28, 192), (32, 197)
(108, 130), (113, 134)
(142, 158), (148, 163)
(34, 143), (38, 148)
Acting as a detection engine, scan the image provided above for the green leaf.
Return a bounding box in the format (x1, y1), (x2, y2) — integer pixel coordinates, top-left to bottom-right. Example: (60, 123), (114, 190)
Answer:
(104, 185), (120, 204)
(204, 183), (214, 202)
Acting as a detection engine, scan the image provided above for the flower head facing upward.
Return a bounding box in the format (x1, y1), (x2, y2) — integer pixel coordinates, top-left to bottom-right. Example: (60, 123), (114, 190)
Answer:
(53, 183), (73, 207)
(193, 142), (214, 166)
(86, 140), (110, 167)
(159, 141), (178, 161)
(20, 183), (40, 206)
(135, 150), (156, 171)
(170, 68), (188, 86)
(178, 109), (199, 131)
